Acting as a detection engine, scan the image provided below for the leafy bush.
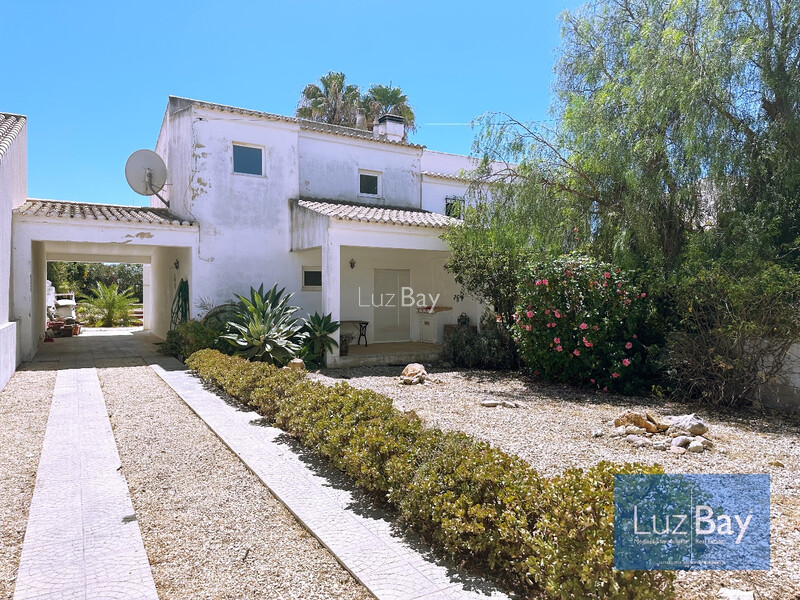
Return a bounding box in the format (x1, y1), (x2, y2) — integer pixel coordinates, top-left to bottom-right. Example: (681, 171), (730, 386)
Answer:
(299, 312), (340, 367)
(159, 319), (225, 359)
(513, 254), (658, 393)
(666, 261), (800, 407)
(186, 348), (674, 598)
(79, 282), (138, 327)
(531, 461), (670, 600)
(442, 314), (518, 369)
(221, 284), (305, 365)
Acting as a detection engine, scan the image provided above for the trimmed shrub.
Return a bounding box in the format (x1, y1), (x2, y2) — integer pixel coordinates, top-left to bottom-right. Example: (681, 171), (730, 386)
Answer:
(513, 254), (658, 393)
(185, 349), (675, 599)
(531, 461), (671, 600)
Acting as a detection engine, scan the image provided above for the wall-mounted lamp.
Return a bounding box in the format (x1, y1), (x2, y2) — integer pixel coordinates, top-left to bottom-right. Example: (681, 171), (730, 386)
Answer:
(349, 258), (356, 269)
(174, 260), (180, 270)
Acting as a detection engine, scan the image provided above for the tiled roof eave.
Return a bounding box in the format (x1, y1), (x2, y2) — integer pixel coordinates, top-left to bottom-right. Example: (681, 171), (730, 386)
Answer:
(14, 199), (197, 227)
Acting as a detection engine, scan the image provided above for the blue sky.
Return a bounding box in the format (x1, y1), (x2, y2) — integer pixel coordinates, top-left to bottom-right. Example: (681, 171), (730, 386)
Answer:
(4, 1), (583, 206)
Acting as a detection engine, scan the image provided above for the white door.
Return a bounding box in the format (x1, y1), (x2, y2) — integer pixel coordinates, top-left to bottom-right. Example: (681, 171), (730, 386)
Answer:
(373, 269), (411, 342)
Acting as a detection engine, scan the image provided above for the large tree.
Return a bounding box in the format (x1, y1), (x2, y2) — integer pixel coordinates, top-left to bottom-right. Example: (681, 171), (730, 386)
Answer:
(361, 83), (416, 134)
(296, 71), (361, 127)
(471, 0), (800, 272)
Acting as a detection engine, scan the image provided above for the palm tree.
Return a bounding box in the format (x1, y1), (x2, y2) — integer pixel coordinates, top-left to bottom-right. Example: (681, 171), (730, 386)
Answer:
(361, 83), (416, 134)
(79, 282), (138, 327)
(296, 71), (361, 127)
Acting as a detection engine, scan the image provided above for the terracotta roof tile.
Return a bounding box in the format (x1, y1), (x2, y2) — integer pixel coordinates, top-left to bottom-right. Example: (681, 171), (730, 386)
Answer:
(421, 170), (469, 182)
(296, 199), (457, 229)
(14, 199), (196, 226)
(0, 113), (26, 162)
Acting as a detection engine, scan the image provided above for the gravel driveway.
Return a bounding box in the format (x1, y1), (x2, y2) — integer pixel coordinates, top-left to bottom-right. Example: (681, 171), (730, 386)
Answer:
(99, 360), (371, 600)
(311, 366), (800, 600)
(0, 365), (56, 600)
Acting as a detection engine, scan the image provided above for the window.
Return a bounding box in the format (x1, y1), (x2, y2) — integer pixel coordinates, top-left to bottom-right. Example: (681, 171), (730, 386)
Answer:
(445, 195), (464, 219)
(302, 267), (322, 290)
(233, 144), (263, 176)
(359, 171), (380, 196)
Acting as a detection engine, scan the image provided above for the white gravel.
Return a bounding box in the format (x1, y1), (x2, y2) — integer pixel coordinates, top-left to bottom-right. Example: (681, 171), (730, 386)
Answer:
(311, 366), (800, 600)
(99, 360), (372, 600)
(0, 365), (57, 600)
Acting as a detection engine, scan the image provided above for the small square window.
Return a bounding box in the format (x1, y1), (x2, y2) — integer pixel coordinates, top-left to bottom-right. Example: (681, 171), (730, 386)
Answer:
(302, 268), (322, 290)
(359, 172), (380, 196)
(233, 144), (263, 176)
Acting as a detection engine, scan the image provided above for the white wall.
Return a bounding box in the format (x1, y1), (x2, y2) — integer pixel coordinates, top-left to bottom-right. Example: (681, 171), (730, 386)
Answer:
(299, 132), (422, 209)
(0, 116), (26, 389)
(11, 215), (197, 360)
(421, 176), (469, 214)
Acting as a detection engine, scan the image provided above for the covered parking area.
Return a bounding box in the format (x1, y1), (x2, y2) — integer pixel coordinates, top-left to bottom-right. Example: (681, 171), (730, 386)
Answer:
(12, 200), (198, 362)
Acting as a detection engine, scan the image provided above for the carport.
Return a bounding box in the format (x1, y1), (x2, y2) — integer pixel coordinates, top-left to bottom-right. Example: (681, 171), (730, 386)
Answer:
(12, 200), (198, 361)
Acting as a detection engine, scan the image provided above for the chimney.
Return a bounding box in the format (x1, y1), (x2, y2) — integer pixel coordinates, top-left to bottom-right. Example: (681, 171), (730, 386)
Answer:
(373, 113), (405, 142)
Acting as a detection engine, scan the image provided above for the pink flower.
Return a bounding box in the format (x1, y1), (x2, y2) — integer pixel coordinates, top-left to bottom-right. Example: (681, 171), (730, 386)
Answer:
(553, 337), (560, 344)
(554, 310), (561, 319)
(579, 322), (588, 330)
(555, 345), (563, 352)
(513, 313), (518, 320)
(604, 272), (611, 278)
(590, 378), (595, 384)
(545, 309), (551, 315)
(617, 289), (622, 294)
(583, 337), (593, 348)
(617, 282), (622, 288)
(535, 279), (542, 286)
(573, 227), (578, 232)
(640, 292), (647, 298)
(546, 323), (551, 328)
(593, 325), (599, 330)
(625, 299), (631, 305)
(603, 281), (608, 287)
(632, 334), (638, 339)
(496, 315), (502, 322)
(612, 372), (620, 378)
(526, 310), (534, 318)
(525, 324), (532, 331)
(573, 349), (581, 356)
(550, 322), (557, 328)
(622, 358), (631, 367)
(603, 386), (608, 392)
(542, 279), (549, 285)
(625, 342), (633, 349)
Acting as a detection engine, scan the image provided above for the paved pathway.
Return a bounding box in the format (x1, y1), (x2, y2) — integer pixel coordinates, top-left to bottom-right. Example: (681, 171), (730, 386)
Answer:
(148, 355), (510, 600)
(14, 334), (158, 599)
(15, 329), (510, 600)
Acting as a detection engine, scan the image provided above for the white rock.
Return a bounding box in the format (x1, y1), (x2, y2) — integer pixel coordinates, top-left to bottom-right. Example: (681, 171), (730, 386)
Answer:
(652, 441), (668, 451)
(667, 413), (708, 436)
(592, 430), (604, 438)
(695, 436), (713, 449)
(480, 399), (502, 407)
(672, 435), (693, 448)
(687, 440), (705, 453)
(669, 445), (687, 455)
(612, 426), (626, 437)
(625, 435), (649, 448)
(501, 400), (519, 408)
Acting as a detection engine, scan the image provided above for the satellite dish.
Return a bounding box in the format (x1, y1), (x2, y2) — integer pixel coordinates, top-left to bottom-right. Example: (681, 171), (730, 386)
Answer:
(125, 149), (168, 207)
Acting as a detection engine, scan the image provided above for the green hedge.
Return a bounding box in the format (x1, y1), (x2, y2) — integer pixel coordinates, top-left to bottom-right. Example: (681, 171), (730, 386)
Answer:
(186, 349), (674, 599)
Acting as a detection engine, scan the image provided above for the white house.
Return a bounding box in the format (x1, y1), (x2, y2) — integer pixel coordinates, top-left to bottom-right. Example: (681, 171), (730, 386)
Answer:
(7, 97), (484, 367)
(148, 96), (484, 365)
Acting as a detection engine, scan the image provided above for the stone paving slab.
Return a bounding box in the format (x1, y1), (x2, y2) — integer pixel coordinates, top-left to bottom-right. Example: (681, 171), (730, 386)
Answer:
(148, 356), (511, 600)
(13, 366), (158, 600)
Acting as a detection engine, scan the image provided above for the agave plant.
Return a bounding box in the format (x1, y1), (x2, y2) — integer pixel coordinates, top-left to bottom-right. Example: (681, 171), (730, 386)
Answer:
(79, 282), (138, 327)
(221, 284), (305, 365)
(299, 312), (340, 367)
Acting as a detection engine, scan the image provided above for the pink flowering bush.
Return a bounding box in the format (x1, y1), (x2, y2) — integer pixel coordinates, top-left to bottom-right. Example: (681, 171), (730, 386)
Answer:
(512, 254), (657, 393)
